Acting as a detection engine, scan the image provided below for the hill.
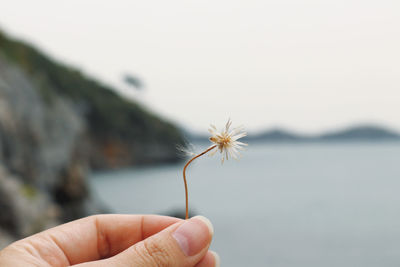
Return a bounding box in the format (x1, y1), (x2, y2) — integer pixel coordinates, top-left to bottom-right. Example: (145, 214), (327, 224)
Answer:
(188, 125), (400, 143)
(251, 125), (400, 143)
(0, 30), (184, 168)
(0, 29), (184, 246)
(317, 125), (400, 141)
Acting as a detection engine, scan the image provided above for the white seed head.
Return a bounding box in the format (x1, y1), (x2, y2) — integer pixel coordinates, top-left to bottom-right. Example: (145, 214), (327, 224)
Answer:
(176, 142), (197, 157)
(208, 119), (247, 163)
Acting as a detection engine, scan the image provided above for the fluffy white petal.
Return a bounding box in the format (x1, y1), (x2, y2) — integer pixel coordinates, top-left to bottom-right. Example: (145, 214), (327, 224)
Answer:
(231, 133), (247, 141)
(208, 119), (247, 162)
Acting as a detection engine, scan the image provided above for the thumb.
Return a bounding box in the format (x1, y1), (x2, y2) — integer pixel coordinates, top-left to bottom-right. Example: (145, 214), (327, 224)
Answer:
(108, 216), (214, 267)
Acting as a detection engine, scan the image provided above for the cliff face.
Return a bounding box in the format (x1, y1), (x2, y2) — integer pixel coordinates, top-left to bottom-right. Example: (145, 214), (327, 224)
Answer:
(0, 31), (185, 247)
(0, 30), (184, 169)
(0, 54), (89, 247)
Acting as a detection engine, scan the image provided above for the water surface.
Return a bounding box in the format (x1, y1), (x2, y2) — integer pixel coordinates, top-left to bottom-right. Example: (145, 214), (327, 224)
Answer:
(91, 143), (400, 267)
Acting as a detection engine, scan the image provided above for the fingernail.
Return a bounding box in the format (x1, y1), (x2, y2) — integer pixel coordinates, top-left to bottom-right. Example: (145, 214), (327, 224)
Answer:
(210, 251), (221, 267)
(172, 216), (214, 256)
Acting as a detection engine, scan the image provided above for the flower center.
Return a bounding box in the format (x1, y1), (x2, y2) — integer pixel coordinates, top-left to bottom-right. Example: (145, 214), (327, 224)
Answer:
(210, 135), (231, 147)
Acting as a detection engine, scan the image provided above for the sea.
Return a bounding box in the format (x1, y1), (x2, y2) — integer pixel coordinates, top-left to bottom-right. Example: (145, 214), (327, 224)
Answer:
(90, 142), (400, 267)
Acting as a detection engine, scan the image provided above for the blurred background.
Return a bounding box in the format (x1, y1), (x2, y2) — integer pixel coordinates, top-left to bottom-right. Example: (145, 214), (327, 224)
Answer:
(0, 0), (399, 266)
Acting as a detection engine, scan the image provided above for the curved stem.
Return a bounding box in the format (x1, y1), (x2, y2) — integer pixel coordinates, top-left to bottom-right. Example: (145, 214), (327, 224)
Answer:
(182, 145), (217, 220)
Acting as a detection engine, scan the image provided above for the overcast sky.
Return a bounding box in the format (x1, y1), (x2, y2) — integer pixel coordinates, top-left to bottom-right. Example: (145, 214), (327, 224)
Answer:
(1, 0), (399, 133)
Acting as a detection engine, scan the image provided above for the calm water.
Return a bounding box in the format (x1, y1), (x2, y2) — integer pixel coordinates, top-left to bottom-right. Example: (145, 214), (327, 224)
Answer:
(90, 143), (400, 267)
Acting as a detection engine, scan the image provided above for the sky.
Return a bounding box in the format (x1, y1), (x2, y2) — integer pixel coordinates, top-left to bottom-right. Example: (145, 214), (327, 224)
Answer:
(0, 0), (399, 134)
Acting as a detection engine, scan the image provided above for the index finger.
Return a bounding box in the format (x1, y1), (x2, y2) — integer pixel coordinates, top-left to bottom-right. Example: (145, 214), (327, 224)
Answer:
(14, 214), (182, 265)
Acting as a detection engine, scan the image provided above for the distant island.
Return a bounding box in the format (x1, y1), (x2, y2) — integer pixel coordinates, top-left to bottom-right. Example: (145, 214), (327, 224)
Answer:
(188, 125), (400, 143)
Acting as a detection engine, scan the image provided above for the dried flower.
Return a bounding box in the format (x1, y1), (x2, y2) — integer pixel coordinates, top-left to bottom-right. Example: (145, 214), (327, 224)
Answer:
(208, 119), (247, 163)
(181, 119), (247, 219)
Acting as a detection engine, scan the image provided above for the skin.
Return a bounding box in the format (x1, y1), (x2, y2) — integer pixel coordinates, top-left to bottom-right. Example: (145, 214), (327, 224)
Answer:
(0, 214), (217, 267)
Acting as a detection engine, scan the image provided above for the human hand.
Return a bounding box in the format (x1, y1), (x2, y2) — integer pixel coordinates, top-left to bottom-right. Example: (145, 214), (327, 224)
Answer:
(0, 214), (219, 267)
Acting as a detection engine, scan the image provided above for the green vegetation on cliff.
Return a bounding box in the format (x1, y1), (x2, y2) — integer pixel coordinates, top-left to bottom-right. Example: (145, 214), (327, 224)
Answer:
(0, 30), (184, 167)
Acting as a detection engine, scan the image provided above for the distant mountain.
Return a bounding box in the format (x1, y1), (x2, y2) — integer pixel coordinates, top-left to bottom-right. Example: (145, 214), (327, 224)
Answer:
(188, 125), (400, 143)
(246, 129), (306, 142)
(317, 125), (400, 141)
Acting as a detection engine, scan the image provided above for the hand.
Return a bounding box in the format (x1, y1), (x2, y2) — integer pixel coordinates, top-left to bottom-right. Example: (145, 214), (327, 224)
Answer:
(0, 214), (219, 267)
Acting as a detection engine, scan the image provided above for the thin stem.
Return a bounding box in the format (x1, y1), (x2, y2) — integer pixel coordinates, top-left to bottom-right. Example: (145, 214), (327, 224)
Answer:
(182, 145), (217, 220)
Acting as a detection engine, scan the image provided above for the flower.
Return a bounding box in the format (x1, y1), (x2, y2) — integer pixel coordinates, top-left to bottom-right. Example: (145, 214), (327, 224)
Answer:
(180, 119), (247, 219)
(208, 119), (247, 162)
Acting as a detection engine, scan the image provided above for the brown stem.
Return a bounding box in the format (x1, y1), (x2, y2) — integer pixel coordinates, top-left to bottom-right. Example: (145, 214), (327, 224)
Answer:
(182, 145), (217, 220)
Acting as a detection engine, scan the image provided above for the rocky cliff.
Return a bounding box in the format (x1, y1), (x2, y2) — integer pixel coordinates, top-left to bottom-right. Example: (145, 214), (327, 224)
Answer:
(0, 30), (185, 248)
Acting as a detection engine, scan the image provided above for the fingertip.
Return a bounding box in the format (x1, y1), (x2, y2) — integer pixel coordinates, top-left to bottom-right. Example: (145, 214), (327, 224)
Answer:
(210, 251), (220, 267)
(192, 216), (214, 236)
(195, 251), (220, 267)
(172, 216), (213, 256)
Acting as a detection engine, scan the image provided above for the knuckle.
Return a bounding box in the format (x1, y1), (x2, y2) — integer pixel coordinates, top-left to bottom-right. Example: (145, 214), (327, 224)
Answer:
(140, 239), (172, 267)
